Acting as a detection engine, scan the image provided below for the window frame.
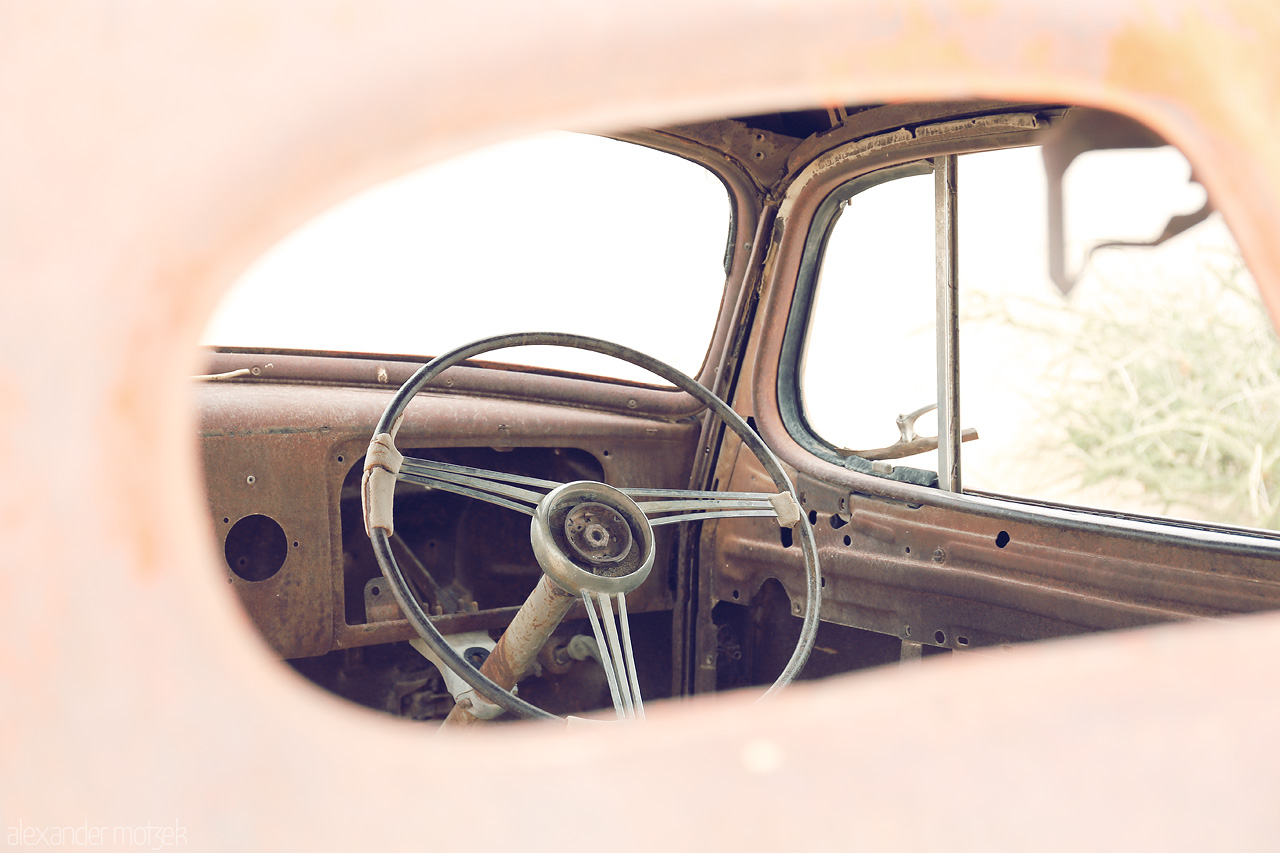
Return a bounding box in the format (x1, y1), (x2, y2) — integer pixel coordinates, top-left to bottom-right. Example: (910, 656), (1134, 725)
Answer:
(774, 115), (1280, 557)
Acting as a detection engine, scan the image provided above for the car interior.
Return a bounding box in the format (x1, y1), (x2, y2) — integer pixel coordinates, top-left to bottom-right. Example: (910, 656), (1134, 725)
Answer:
(196, 100), (1280, 726)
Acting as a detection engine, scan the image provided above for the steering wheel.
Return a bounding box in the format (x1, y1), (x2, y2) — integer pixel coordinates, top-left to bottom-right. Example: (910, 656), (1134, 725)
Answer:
(362, 332), (821, 723)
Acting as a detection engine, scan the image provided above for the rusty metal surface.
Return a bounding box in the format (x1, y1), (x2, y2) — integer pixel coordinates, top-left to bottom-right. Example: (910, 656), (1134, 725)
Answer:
(201, 350), (713, 419)
(198, 381), (695, 658)
(709, 421), (1280, 655)
(443, 575), (578, 726)
(203, 427), (337, 658)
(6, 1), (1280, 849)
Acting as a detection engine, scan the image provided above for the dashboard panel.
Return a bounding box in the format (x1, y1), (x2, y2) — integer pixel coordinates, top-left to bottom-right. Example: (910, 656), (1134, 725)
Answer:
(197, 351), (701, 670)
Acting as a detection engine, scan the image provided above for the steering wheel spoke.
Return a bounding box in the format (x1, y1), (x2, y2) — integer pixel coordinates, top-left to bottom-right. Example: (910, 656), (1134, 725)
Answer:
(628, 490), (778, 527)
(397, 456), (556, 516)
(625, 487), (800, 528)
(581, 591), (645, 720)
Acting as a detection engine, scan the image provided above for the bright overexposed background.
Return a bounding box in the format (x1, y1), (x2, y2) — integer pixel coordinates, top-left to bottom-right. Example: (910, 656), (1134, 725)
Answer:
(202, 132), (732, 384)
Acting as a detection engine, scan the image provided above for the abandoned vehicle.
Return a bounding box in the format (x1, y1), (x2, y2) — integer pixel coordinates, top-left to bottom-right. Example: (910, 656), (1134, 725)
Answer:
(9, 3), (1280, 847)
(200, 102), (1280, 725)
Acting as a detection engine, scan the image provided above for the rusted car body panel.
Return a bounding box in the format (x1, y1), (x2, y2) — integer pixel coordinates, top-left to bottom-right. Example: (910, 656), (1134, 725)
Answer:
(198, 360), (696, 659)
(4, 1), (1280, 848)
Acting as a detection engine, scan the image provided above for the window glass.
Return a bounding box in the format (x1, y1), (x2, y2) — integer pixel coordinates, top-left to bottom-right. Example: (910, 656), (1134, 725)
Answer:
(803, 143), (1280, 531)
(202, 132), (732, 384)
(804, 173), (939, 470)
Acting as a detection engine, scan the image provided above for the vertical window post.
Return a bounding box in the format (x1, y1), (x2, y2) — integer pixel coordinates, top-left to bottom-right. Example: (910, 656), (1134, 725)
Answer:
(935, 155), (961, 492)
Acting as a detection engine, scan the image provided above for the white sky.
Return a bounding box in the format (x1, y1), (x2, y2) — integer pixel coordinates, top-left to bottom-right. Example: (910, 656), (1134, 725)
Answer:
(201, 132), (730, 384)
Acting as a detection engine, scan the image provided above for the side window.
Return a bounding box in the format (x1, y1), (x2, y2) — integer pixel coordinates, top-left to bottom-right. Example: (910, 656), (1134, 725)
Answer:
(804, 172), (938, 469)
(802, 135), (1280, 532)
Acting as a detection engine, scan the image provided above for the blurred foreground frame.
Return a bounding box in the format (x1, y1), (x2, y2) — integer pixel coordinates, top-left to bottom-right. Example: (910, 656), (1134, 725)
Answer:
(4, 1), (1280, 850)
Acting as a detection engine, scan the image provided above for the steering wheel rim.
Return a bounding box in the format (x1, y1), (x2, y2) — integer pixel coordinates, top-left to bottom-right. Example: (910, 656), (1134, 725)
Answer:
(365, 332), (821, 721)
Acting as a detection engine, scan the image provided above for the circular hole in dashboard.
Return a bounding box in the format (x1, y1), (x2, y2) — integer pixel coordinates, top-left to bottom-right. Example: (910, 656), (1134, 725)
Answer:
(225, 514), (288, 582)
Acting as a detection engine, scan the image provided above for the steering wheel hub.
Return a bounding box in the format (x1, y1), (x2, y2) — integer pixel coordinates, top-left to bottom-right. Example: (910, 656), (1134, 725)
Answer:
(564, 501), (632, 565)
(532, 481), (653, 596)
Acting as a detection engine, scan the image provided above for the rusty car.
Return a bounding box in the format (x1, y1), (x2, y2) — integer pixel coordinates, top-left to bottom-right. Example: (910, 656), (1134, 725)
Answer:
(5, 1), (1280, 848)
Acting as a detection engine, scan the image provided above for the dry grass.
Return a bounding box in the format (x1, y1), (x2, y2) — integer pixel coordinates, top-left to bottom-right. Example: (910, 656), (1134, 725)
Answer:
(972, 251), (1280, 530)
(1056, 260), (1280, 528)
